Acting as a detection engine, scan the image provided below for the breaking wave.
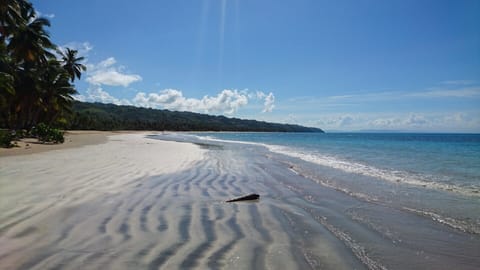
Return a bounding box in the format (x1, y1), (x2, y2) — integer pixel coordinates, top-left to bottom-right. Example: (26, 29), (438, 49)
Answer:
(196, 135), (480, 197)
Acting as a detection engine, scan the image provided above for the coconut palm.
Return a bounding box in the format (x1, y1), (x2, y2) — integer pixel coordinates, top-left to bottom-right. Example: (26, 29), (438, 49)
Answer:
(0, 0), (33, 39)
(3, 4), (55, 128)
(59, 48), (86, 82)
(38, 60), (77, 124)
(0, 0), (83, 131)
(7, 15), (55, 65)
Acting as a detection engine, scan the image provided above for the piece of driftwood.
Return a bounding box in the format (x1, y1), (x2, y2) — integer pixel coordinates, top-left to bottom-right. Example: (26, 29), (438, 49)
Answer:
(226, 193), (260, 202)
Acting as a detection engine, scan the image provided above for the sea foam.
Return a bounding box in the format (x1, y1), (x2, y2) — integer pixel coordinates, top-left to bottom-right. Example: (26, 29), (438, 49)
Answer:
(196, 134), (479, 197)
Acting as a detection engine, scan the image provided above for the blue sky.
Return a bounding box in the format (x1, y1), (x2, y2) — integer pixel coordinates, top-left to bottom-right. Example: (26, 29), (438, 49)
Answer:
(33, 0), (480, 132)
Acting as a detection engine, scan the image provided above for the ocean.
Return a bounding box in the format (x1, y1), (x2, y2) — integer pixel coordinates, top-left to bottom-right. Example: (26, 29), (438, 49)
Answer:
(192, 132), (480, 227)
(173, 132), (479, 268)
(194, 132), (480, 194)
(151, 132), (480, 269)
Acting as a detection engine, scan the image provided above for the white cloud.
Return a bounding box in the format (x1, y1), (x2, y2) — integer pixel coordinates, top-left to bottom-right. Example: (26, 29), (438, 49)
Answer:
(312, 112), (480, 132)
(85, 57), (142, 87)
(132, 88), (275, 115)
(403, 114), (428, 126)
(81, 86), (132, 106)
(75, 86), (274, 115)
(86, 86), (120, 104)
(284, 114), (299, 124)
(339, 115), (354, 127)
(87, 70), (142, 87)
(34, 11), (55, 20)
(369, 117), (402, 128)
(88, 57), (116, 71)
(59, 42), (93, 57)
(254, 91), (276, 113)
(263, 93), (275, 113)
(73, 94), (86, 102)
(72, 94), (86, 102)
(133, 89), (249, 114)
(408, 87), (480, 98)
(316, 115), (357, 128)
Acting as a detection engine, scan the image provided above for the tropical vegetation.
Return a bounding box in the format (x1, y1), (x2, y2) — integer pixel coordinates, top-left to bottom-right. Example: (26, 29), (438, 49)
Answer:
(0, 0), (84, 144)
(67, 101), (324, 132)
(31, 122), (64, 143)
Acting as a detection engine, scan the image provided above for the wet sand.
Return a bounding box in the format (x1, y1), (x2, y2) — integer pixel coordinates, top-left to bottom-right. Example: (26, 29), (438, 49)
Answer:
(1, 133), (479, 269)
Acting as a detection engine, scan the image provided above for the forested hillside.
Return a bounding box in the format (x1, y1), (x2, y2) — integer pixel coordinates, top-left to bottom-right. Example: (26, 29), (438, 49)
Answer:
(67, 101), (324, 132)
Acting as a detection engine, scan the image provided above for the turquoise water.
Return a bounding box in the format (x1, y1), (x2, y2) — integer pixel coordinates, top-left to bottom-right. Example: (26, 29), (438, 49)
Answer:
(185, 132), (480, 234)
(193, 132), (480, 195)
(153, 132), (480, 267)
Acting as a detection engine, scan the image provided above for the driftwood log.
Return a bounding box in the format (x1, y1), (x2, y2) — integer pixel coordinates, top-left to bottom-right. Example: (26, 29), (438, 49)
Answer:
(226, 193), (260, 202)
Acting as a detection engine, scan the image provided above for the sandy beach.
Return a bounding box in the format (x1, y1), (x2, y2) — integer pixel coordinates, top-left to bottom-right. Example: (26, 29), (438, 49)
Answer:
(0, 132), (207, 269)
(0, 132), (359, 270)
(1, 132), (479, 270)
(0, 131), (157, 157)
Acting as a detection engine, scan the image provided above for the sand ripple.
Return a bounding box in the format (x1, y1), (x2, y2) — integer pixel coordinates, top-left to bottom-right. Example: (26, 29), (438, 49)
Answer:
(1, 133), (479, 270)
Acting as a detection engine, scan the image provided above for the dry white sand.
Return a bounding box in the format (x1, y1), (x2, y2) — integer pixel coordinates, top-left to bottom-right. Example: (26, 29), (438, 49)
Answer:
(0, 131), (114, 157)
(0, 133), (205, 269)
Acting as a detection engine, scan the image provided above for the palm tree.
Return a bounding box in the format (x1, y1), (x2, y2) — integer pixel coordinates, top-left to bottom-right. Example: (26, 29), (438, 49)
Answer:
(0, 0), (83, 131)
(26, 60), (75, 126)
(59, 48), (86, 82)
(0, 67), (14, 127)
(0, 0), (33, 40)
(7, 15), (55, 65)
(4, 5), (55, 129)
(0, 42), (14, 106)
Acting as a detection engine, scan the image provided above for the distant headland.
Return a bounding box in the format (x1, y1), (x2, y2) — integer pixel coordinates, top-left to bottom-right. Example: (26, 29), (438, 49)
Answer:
(67, 101), (324, 132)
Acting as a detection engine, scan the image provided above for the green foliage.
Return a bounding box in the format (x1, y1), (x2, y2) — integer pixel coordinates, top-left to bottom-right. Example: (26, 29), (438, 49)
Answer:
(67, 101), (324, 132)
(0, 0), (82, 130)
(12, 129), (28, 139)
(31, 123), (64, 143)
(0, 130), (14, 148)
(58, 48), (86, 82)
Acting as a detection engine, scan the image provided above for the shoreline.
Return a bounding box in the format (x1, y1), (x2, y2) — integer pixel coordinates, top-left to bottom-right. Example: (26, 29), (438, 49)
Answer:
(1, 132), (479, 269)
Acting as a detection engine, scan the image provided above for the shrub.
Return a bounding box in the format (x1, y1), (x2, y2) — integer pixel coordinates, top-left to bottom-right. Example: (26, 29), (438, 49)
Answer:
(31, 123), (65, 144)
(0, 130), (14, 148)
(12, 129), (28, 140)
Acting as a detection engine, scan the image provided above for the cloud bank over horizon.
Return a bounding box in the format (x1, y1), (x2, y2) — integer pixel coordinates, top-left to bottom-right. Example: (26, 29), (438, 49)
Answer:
(76, 57), (276, 115)
(307, 112), (480, 132)
(71, 48), (479, 133)
(76, 87), (276, 115)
